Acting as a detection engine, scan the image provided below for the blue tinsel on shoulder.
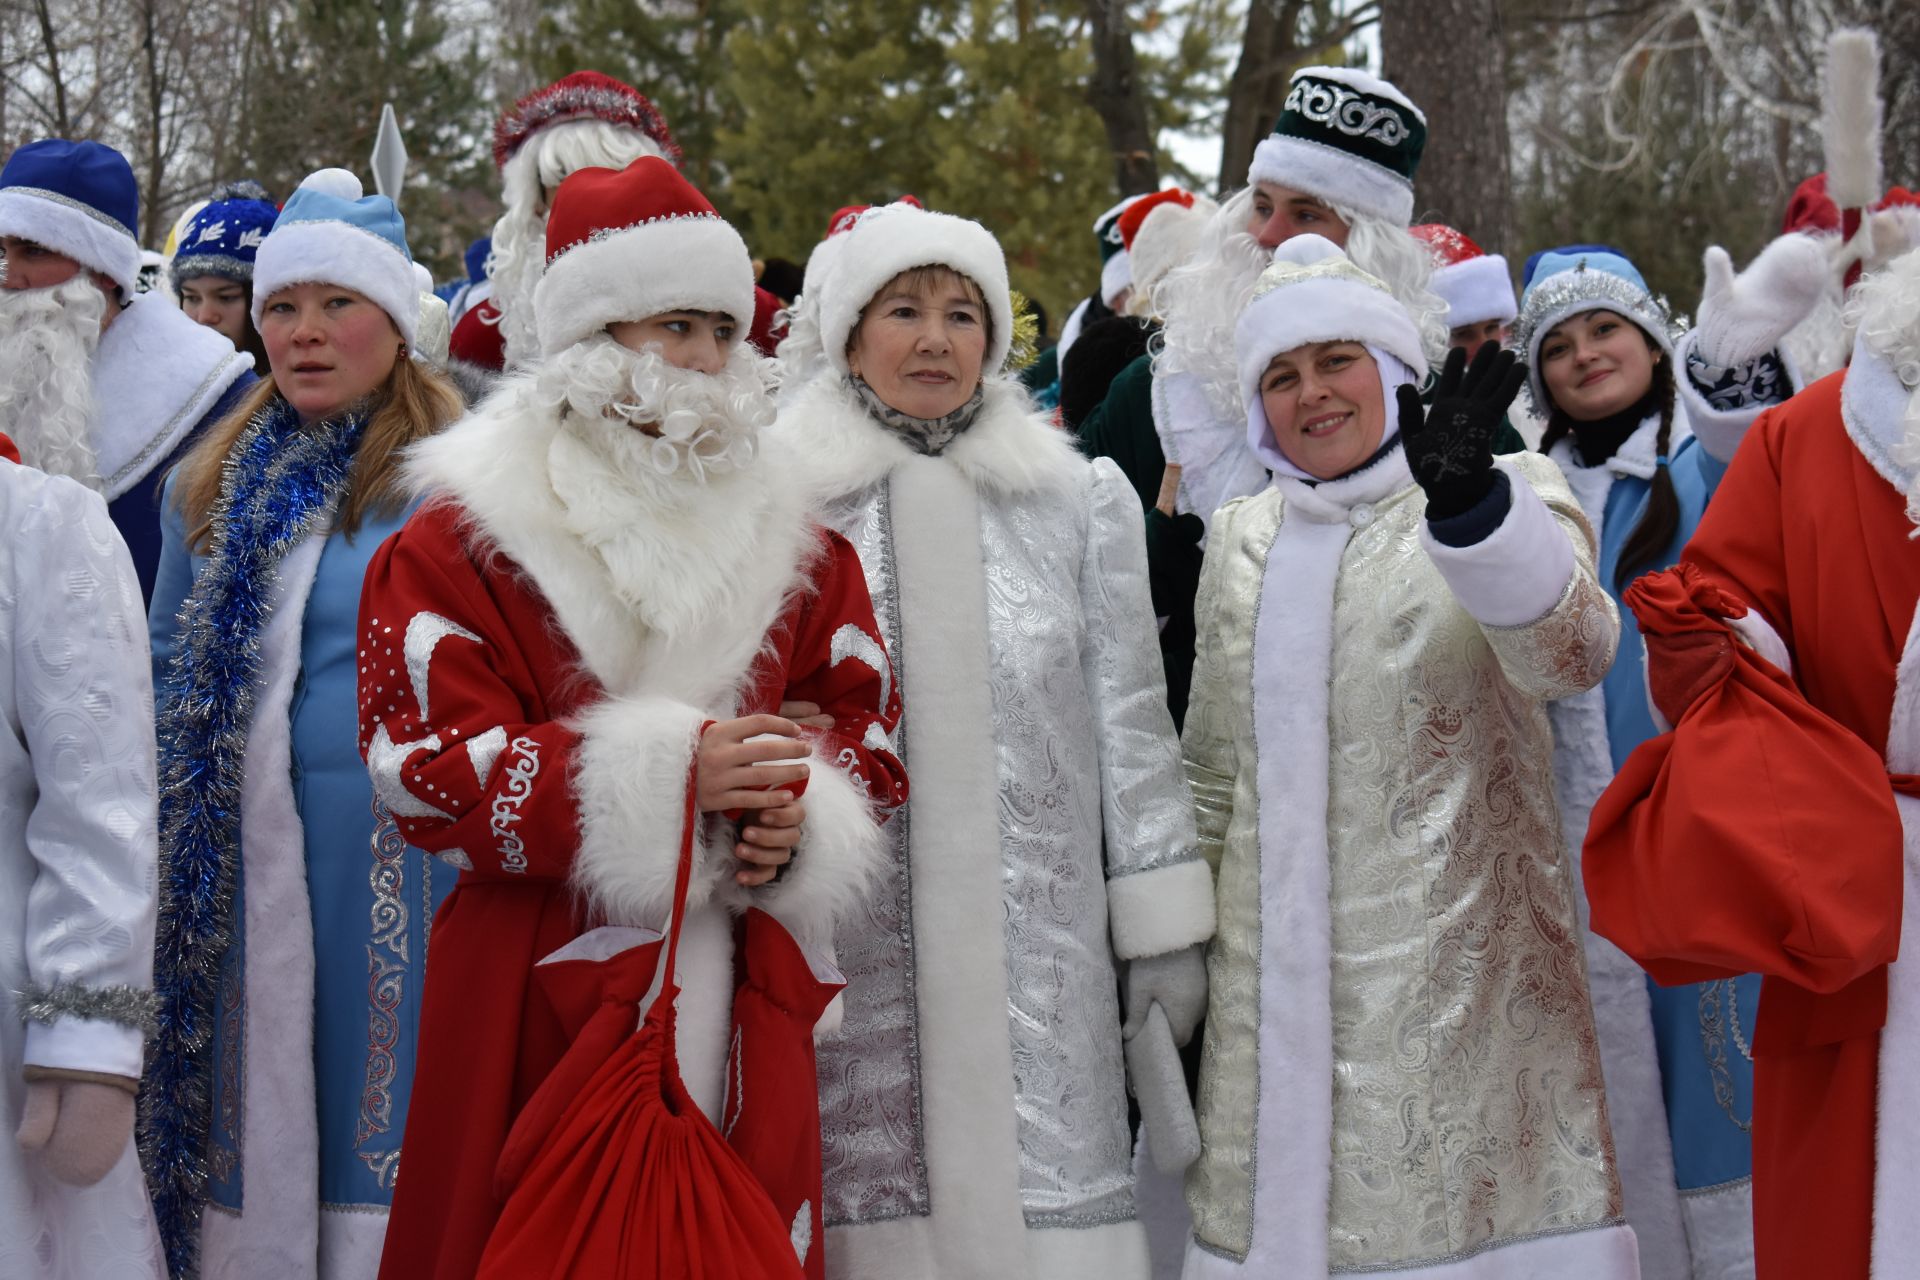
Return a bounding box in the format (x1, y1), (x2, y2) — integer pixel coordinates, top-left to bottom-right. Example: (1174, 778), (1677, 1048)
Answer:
(138, 395), (368, 1279)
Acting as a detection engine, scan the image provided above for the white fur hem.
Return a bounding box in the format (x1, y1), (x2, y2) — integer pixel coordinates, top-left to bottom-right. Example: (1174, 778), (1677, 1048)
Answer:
(533, 215), (754, 358)
(1420, 462), (1577, 627)
(1247, 134), (1414, 228)
(728, 734), (885, 948)
(1108, 858), (1216, 961)
(316, 1205), (386, 1280)
(827, 1217), (1150, 1280)
(1183, 1221), (1640, 1278)
(568, 695), (711, 925)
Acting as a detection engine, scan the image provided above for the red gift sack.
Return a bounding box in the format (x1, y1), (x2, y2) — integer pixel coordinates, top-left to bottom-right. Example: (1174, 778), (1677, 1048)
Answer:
(476, 760), (807, 1280)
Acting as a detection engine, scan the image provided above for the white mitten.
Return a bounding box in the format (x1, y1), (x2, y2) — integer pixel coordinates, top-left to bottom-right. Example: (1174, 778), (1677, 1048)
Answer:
(1124, 1004), (1202, 1174)
(15, 1079), (135, 1186)
(1123, 943), (1208, 1046)
(1692, 233), (1830, 370)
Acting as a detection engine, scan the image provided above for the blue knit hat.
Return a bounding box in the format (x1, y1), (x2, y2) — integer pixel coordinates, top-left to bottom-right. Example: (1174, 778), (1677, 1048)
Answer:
(171, 181), (278, 290)
(251, 168), (418, 347)
(1514, 247), (1681, 412)
(0, 139), (141, 292)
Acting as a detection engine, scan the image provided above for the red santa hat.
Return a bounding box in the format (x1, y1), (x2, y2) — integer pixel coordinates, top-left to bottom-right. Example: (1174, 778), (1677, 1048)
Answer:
(492, 71), (681, 169)
(1411, 224), (1516, 328)
(532, 156), (754, 358)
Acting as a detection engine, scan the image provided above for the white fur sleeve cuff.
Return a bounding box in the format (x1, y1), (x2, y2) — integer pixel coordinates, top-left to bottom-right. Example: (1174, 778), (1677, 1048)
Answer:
(23, 1018), (145, 1081)
(569, 695), (709, 926)
(1108, 857), (1217, 961)
(1420, 461), (1576, 628)
(727, 739), (886, 942)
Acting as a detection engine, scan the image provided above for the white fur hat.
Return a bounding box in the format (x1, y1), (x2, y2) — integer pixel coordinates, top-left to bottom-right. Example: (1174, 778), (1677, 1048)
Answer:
(251, 168), (419, 348)
(1247, 66), (1426, 228)
(816, 202), (1015, 377)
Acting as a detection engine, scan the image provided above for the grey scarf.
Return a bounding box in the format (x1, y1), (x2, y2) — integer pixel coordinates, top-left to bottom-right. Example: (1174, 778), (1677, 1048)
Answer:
(850, 375), (985, 456)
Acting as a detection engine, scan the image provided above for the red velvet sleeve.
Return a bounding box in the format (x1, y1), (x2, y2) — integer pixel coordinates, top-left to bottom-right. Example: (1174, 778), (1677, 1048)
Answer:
(357, 504), (587, 884)
(780, 530), (908, 813)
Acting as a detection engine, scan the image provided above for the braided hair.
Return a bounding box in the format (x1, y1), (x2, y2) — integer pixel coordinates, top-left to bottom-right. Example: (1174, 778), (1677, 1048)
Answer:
(1538, 354), (1680, 593)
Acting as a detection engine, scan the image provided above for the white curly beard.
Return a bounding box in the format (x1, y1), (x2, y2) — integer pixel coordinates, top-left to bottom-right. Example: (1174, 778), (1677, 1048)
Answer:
(1849, 245), (1920, 532)
(0, 276), (105, 488)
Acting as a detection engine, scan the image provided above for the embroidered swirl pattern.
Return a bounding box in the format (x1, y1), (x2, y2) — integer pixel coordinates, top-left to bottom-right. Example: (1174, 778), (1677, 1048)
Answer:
(490, 735), (542, 873)
(357, 803), (409, 1154)
(1285, 78), (1411, 146)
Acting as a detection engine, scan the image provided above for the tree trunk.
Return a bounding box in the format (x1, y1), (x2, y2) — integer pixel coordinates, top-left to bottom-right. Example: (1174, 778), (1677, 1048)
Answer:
(1083, 0), (1159, 196)
(32, 0), (70, 136)
(1379, 0), (1511, 251)
(139, 0), (167, 247)
(1219, 0), (1303, 194)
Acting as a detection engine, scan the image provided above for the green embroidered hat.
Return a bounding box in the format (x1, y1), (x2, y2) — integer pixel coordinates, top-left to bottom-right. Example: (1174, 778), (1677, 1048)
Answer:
(1248, 65), (1427, 227)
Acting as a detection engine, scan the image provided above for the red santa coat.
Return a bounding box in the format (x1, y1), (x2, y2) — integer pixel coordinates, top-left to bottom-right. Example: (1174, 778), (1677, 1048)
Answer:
(358, 386), (906, 1280)
(448, 298), (506, 372)
(1584, 360), (1920, 1280)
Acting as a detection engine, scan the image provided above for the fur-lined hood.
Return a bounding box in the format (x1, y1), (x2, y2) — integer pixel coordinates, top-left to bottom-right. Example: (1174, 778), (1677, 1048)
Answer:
(767, 373), (1088, 505)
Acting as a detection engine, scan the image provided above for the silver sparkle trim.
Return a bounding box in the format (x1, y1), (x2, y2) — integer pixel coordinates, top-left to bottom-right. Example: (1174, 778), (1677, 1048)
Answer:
(5, 184), (136, 238)
(464, 725), (508, 789)
(367, 723), (452, 820)
(403, 612), (482, 721)
(829, 622), (892, 714)
(1516, 259), (1685, 414)
(17, 981), (157, 1033)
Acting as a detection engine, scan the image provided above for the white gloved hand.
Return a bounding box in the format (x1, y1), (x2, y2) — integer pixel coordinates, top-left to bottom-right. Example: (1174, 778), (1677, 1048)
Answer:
(15, 1079), (134, 1186)
(1123, 943), (1208, 1046)
(1125, 1004), (1202, 1174)
(1692, 233), (1830, 370)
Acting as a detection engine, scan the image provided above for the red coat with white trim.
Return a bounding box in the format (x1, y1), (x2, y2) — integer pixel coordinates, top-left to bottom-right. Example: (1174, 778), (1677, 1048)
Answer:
(1584, 363), (1920, 1280)
(359, 384), (905, 1280)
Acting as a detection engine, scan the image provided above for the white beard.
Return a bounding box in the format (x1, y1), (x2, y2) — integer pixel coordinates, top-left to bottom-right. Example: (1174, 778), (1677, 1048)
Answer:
(1852, 245), (1920, 531)
(1152, 189), (1272, 428)
(0, 276), (105, 487)
(534, 338), (782, 640)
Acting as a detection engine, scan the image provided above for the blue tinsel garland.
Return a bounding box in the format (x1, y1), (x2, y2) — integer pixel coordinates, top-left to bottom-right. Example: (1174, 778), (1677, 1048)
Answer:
(138, 396), (367, 1279)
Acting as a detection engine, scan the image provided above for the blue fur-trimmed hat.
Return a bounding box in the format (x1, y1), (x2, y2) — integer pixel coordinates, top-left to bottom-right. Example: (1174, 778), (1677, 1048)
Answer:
(251, 168), (418, 347)
(0, 138), (141, 292)
(1248, 67), (1426, 228)
(1514, 248), (1682, 412)
(171, 181), (277, 290)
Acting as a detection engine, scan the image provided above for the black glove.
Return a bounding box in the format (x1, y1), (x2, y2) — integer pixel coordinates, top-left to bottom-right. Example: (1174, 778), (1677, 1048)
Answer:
(1396, 341), (1527, 521)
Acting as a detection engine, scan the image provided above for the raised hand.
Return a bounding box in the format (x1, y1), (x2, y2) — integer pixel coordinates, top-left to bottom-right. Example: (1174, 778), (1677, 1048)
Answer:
(1397, 341), (1527, 521)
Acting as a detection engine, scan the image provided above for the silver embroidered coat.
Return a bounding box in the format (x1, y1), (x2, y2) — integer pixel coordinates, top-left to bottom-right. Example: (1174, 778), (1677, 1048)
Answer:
(1182, 448), (1637, 1277)
(0, 464), (165, 1278)
(772, 376), (1216, 1280)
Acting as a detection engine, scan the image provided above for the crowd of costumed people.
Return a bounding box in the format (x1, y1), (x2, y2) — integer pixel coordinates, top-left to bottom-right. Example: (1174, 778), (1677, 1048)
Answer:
(0, 36), (1916, 1280)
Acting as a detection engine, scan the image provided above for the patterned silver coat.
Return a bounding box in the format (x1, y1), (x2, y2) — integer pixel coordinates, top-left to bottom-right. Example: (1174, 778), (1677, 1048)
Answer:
(1181, 448), (1638, 1278)
(771, 376), (1216, 1280)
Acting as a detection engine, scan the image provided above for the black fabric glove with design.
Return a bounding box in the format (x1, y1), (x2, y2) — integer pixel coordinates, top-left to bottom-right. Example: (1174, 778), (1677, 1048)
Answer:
(1396, 342), (1528, 522)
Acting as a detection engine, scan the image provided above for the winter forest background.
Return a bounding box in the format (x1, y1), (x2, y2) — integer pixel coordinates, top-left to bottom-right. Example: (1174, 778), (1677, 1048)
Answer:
(2, 0), (1915, 324)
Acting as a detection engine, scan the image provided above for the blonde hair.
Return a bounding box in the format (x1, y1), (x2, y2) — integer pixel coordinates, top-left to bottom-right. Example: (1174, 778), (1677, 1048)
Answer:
(174, 357), (464, 553)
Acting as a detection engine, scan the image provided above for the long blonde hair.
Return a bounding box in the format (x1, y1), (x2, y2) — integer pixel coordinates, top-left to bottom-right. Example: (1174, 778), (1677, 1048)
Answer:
(174, 357), (464, 553)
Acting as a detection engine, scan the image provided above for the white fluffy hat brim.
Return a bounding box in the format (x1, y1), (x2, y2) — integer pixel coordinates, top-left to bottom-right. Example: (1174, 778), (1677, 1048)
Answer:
(1518, 268), (1676, 411)
(1247, 134), (1415, 228)
(1235, 273), (1428, 433)
(1431, 254), (1517, 328)
(251, 220), (420, 348)
(533, 215), (754, 357)
(0, 189), (141, 294)
(818, 204), (1014, 377)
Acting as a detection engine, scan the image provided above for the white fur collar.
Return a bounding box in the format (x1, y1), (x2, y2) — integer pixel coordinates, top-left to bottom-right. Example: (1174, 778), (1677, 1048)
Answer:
(1268, 441), (1414, 524)
(1546, 409), (1696, 486)
(766, 373), (1085, 505)
(405, 378), (817, 703)
(91, 291), (252, 500)
(1842, 335), (1916, 496)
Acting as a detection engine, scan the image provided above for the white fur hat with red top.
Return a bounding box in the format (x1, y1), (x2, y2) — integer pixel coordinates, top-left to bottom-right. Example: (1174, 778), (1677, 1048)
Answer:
(532, 155), (754, 358)
(1411, 224), (1517, 329)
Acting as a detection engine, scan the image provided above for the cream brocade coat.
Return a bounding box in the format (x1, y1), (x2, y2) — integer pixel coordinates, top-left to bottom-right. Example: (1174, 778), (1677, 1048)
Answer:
(1180, 448), (1640, 1277)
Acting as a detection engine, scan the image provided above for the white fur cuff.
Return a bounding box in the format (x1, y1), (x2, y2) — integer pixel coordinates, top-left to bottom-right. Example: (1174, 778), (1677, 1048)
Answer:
(22, 1017), (144, 1081)
(1420, 462), (1577, 628)
(1108, 857), (1217, 961)
(569, 695), (710, 926)
(727, 737), (886, 944)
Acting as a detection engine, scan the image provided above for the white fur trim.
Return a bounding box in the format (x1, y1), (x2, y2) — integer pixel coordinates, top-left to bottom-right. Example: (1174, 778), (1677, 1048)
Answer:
(1870, 608), (1920, 1279)
(0, 188), (140, 293)
(1129, 200), (1218, 314)
(533, 215), (755, 357)
(317, 1209), (387, 1280)
(20, 1019), (143, 1080)
(198, 534), (325, 1276)
(1184, 1221), (1639, 1278)
(1247, 134), (1414, 228)
(816, 204), (1015, 376)
(1725, 609), (1792, 679)
(1841, 335), (1914, 495)
(735, 732), (886, 950)
(251, 220), (418, 348)
(1028, 1220), (1151, 1280)
(1108, 858), (1216, 961)
(1234, 274), (1428, 418)
(1678, 1180), (1755, 1279)
(1101, 250), (1134, 308)
(90, 293), (252, 500)
(1056, 296), (1092, 366)
(1822, 30), (1883, 210)
(1420, 462), (1578, 627)
(568, 694), (713, 925)
(1431, 255), (1517, 328)
(771, 375), (1083, 510)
